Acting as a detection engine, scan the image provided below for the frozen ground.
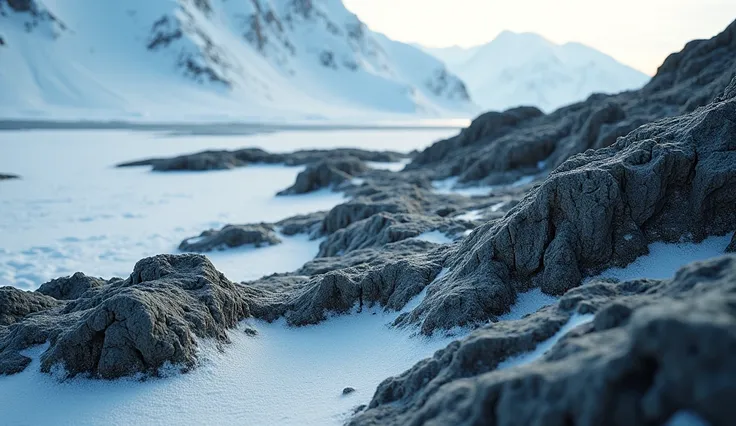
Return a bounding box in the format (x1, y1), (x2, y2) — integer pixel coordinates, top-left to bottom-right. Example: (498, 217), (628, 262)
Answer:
(0, 301), (459, 426)
(0, 127), (457, 288)
(1, 126), (732, 426)
(593, 233), (735, 282)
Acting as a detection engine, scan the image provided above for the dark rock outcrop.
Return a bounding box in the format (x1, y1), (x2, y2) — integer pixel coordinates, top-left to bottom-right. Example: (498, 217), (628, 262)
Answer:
(36, 272), (107, 300)
(0, 287), (59, 326)
(277, 157), (369, 195)
(351, 255), (736, 426)
(407, 20), (736, 188)
(0, 173), (20, 180)
(317, 212), (471, 257)
(0, 254), (252, 378)
(399, 75), (736, 333)
(179, 224), (281, 252)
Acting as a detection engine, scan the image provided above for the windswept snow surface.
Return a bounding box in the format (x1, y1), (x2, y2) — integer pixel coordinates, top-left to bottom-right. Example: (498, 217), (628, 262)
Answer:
(0, 303), (458, 426)
(0, 126), (463, 425)
(0, 127), (456, 288)
(592, 233), (735, 282)
(0, 0), (475, 120)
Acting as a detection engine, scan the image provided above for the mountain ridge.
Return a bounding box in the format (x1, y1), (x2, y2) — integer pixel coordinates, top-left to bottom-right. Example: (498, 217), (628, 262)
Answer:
(419, 31), (650, 112)
(0, 0), (476, 120)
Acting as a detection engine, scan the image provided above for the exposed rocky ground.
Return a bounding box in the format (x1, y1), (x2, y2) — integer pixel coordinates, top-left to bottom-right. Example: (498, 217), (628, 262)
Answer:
(2, 18), (735, 426)
(0, 173), (19, 180)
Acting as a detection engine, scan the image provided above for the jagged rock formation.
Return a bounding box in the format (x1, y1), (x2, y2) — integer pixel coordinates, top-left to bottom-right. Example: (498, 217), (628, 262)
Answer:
(317, 212), (471, 257)
(0, 287), (59, 326)
(1, 255), (252, 378)
(36, 272), (107, 300)
(407, 19), (736, 188)
(277, 157), (369, 195)
(350, 255), (736, 426)
(179, 224), (281, 252)
(398, 73), (736, 333)
(116, 148), (406, 172)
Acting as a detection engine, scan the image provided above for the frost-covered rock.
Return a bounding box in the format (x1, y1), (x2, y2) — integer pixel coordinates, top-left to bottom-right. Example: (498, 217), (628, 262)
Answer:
(277, 157), (369, 195)
(317, 212), (471, 257)
(0, 286), (59, 326)
(401, 74), (736, 333)
(351, 255), (736, 426)
(36, 272), (107, 300)
(179, 224), (281, 252)
(0, 254), (252, 379)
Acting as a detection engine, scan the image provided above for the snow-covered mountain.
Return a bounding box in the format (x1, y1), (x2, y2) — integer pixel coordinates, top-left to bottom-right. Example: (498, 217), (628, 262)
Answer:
(0, 0), (475, 121)
(420, 31), (650, 113)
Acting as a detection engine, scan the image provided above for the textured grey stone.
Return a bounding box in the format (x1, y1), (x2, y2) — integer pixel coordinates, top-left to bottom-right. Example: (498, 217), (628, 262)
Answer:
(36, 272), (106, 300)
(0, 254), (252, 379)
(399, 75), (736, 333)
(317, 212), (471, 257)
(351, 255), (736, 426)
(276, 211), (327, 236)
(179, 224), (281, 252)
(277, 157), (369, 195)
(0, 287), (59, 326)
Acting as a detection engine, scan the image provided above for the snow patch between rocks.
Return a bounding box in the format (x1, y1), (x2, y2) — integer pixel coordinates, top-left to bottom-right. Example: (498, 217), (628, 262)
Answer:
(593, 233), (735, 282)
(497, 313), (594, 370)
(413, 231), (454, 244)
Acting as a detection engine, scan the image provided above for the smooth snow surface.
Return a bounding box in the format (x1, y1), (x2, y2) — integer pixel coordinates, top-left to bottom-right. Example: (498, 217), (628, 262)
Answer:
(456, 210), (483, 221)
(499, 289), (558, 321)
(497, 313), (594, 370)
(592, 233), (735, 282)
(0, 306), (458, 426)
(0, 127), (456, 289)
(414, 231), (454, 245)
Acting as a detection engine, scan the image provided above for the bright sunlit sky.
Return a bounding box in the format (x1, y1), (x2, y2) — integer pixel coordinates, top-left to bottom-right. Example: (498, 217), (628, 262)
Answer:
(343, 0), (736, 75)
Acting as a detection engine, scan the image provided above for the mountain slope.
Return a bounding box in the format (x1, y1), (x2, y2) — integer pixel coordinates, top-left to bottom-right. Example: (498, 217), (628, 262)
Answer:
(0, 0), (475, 120)
(424, 31), (650, 112)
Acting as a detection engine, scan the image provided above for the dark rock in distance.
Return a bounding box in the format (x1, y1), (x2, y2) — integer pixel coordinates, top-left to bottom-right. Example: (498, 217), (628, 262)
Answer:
(179, 224), (281, 252)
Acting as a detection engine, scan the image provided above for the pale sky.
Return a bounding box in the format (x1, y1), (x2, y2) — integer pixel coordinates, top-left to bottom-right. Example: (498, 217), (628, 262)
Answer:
(343, 0), (736, 75)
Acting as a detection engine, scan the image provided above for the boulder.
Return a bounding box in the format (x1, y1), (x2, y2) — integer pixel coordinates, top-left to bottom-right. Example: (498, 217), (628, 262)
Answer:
(36, 272), (107, 300)
(277, 157), (369, 195)
(179, 224), (281, 252)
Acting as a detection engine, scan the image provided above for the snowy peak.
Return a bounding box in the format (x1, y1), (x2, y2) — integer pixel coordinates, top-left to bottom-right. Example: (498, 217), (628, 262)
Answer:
(421, 31), (650, 113)
(0, 0), (474, 120)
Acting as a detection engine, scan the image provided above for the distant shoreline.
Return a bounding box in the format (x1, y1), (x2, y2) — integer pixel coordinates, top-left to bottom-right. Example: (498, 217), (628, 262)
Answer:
(0, 119), (467, 135)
